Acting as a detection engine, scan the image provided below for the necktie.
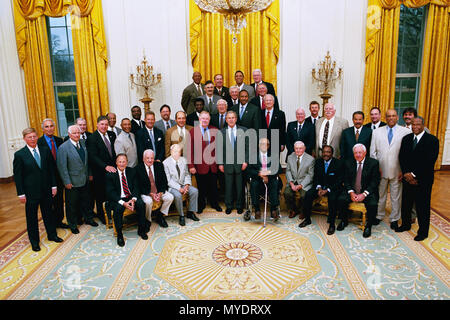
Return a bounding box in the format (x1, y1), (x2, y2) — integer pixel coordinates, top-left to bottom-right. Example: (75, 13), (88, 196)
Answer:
(121, 172), (131, 198)
(81, 133), (86, 140)
(388, 127), (393, 145)
(76, 143), (85, 163)
(324, 161), (329, 174)
(50, 138), (56, 160)
(149, 129), (155, 151)
(220, 114), (224, 129)
(355, 129), (360, 142)
(202, 128), (210, 145)
(266, 111), (271, 127)
(148, 167), (157, 194)
(413, 136), (418, 149)
(240, 106), (245, 119)
(230, 129), (235, 148)
(262, 154), (267, 170)
(313, 118), (316, 125)
(208, 98), (213, 111)
(166, 122), (170, 130)
(297, 156), (300, 171)
(103, 134), (112, 157)
(373, 125), (376, 130)
(197, 84), (202, 95)
(179, 128), (184, 140)
(322, 120), (330, 147)
(33, 148), (41, 168)
(262, 99), (266, 110)
(297, 124), (302, 139)
(176, 161), (181, 179)
(355, 162), (362, 194)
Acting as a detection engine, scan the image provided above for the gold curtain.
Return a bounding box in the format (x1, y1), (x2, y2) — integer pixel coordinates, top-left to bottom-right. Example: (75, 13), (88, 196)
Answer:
(190, 0), (280, 91)
(363, 0), (450, 168)
(13, 0), (108, 134)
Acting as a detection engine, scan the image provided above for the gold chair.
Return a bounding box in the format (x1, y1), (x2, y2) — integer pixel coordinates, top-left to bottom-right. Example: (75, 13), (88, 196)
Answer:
(103, 202), (136, 237)
(348, 202), (367, 231)
(311, 196), (329, 216)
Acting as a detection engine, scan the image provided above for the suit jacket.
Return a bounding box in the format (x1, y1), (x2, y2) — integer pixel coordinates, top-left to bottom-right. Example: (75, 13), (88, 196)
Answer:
(370, 125), (410, 179)
(250, 95), (280, 111)
(187, 125), (218, 174)
(247, 151), (282, 180)
(214, 86), (229, 100)
(305, 116), (321, 126)
(232, 103), (261, 130)
(86, 130), (116, 179)
(285, 152), (315, 191)
(154, 119), (177, 135)
(250, 81), (276, 96)
(343, 157), (380, 198)
(13, 145), (56, 200)
(210, 113), (229, 130)
(163, 156), (192, 190)
(186, 112), (199, 127)
(114, 131), (138, 168)
(135, 161), (169, 195)
(105, 167), (140, 203)
(131, 119), (145, 135)
(364, 121), (387, 131)
(340, 126), (372, 160)
(312, 157), (344, 194)
(164, 125), (193, 158)
(181, 82), (204, 115)
(260, 108), (287, 150)
(216, 126), (248, 172)
(135, 126), (165, 162)
(108, 126), (122, 137)
(286, 121), (315, 156)
(399, 132), (439, 186)
(227, 97), (240, 109)
(315, 116), (349, 158)
(56, 139), (89, 188)
(38, 135), (63, 168)
(200, 94), (222, 115)
(238, 83), (256, 100)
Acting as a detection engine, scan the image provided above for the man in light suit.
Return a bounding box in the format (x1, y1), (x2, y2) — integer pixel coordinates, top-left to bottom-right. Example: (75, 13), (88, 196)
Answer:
(315, 103), (349, 159)
(165, 111), (193, 158)
(181, 71), (204, 115)
(114, 118), (138, 168)
(234, 70), (255, 100)
(284, 141), (315, 220)
(250, 69), (276, 96)
(106, 113), (122, 136)
(163, 144), (200, 226)
(200, 81), (222, 115)
(370, 109), (410, 230)
(340, 111), (372, 161)
(57, 125), (98, 234)
(154, 104), (176, 135)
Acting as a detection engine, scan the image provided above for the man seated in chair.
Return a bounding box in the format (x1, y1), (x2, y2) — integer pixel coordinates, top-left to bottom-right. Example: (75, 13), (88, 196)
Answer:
(284, 141), (315, 220)
(105, 154), (147, 247)
(337, 144), (380, 238)
(136, 149), (174, 228)
(163, 144), (200, 226)
(247, 138), (282, 221)
(302, 145), (344, 235)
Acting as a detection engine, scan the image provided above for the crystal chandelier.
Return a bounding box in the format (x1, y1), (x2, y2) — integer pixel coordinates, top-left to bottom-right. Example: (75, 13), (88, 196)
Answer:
(195, 0), (274, 43)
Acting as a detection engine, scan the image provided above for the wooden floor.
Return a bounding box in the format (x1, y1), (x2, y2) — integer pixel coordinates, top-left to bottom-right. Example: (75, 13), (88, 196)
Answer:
(1, 171), (449, 250)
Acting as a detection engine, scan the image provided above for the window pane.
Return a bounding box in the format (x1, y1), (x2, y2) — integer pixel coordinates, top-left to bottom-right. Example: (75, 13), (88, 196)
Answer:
(48, 16), (66, 27)
(55, 85), (77, 136)
(52, 55), (75, 82)
(394, 77), (419, 125)
(49, 27), (69, 55)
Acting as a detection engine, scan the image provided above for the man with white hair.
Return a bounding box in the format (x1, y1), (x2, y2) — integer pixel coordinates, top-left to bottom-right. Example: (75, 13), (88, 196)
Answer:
(284, 141), (315, 219)
(260, 94), (286, 153)
(286, 107), (315, 156)
(337, 143), (380, 238)
(249, 82), (280, 110)
(136, 149), (174, 228)
(315, 103), (349, 159)
(251, 69), (275, 96)
(210, 99), (229, 130)
(227, 85), (241, 108)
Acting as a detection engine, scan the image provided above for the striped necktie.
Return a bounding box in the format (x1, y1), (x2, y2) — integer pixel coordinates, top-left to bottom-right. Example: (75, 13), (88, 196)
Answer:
(121, 172), (131, 198)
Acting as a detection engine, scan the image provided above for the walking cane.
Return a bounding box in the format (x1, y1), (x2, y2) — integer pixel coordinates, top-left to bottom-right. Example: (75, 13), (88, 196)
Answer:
(263, 182), (268, 228)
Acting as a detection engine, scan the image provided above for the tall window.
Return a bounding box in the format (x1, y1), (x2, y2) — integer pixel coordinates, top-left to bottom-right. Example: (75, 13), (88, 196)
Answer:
(47, 15), (78, 136)
(394, 5), (426, 124)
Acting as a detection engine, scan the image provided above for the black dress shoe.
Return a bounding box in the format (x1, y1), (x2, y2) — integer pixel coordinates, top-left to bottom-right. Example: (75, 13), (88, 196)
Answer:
(197, 207), (204, 214)
(138, 231), (148, 240)
(337, 221), (348, 231)
(213, 205), (223, 212)
(390, 221), (398, 230)
(187, 212), (200, 221)
(179, 216), (186, 226)
(48, 236), (64, 243)
(31, 244), (41, 252)
(225, 208), (232, 215)
(372, 218), (382, 226)
(395, 225), (411, 233)
(157, 215), (169, 228)
(237, 208), (243, 215)
(299, 219), (311, 228)
(71, 228), (80, 234)
(414, 235), (427, 241)
(363, 226), (372, 238)
(327, 224), (336, 235)
(85, 220), (99, 227)
(57, 223), (70, 229)
(117, 234), (125, 247)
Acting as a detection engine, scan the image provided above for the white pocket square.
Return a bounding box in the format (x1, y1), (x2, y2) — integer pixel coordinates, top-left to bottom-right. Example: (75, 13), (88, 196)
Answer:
(158, 137), (162, 141)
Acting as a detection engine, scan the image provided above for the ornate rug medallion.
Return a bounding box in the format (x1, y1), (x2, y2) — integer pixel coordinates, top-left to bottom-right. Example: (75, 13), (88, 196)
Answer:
(154, 222), (321, 299)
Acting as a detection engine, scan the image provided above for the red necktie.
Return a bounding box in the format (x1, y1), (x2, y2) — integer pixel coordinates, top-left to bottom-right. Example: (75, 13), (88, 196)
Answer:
(121, 172), (131, 198)
(50, 138), (56, 160)
(266, 111), (271, 127)
(261, 98), (266, 110)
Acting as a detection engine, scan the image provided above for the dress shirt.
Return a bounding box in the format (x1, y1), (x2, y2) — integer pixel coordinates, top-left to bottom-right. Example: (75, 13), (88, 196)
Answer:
(100, 131), (111, 144)
(348, 158), (369, 196)
(254, 81), (263, 92)
(354, 126), (363, 135)
(239, 103), (248, 117)
(196, 83), (203, 95)
(311, 116), (319, 124)
(133, 119), (143, 128)
(165, 120), (172, 129)
(319, 117), (335, 148)
(316, 159), (332, 193)
(200, 126), (210, 142)
(80, 132), (88, 140)
(297, 121), (305, 131)
(227, 126), (237, 143)
(231, 98), (239, 105)
(177, 125), (186, 138)
(69, 139), (80, 148)
(260, 152), (268, 171)
(265, 109), (273, 125)
(108, 126), (119, 136)
(44, 135), (58, 153)
(410, 130), (426, 178)
(118, 169), (137, 205)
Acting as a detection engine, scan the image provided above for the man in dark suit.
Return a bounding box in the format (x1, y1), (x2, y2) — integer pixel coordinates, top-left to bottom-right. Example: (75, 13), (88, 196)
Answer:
(302, 145), (344, 235)
(260, 94), (286, 153)
(63, 117), (92, 142)
(247, 138), (282, 221)
(86, 115), (117, 224)
(340, 111), (372, 160)
(396, 117), (439, 241)
(105, 154), (147, 246)
(337, 143), (380, 238)
(250, 83), (280, 111)
(251, 69), (276, 96)
(305, 101), (321, 126)
(187, 111), (222, 213)
(135, 111), (165, 162)
(57, 125), (98, 234)
(136, 149), (174, 228)
(232, 90), (261, 130)
(364, 106), (386, 131)
(38, 118), (67, 229)
(186, 98), (204, 127)
(227, 86), (240, 109)
(213, 74), (230, 100)
(210, 99), (229, 130)
(13, 128), (63, 252)
(130, 106), (145, 134)
(217, 111), (248, 215)
(154, 104), (177, 135)
(286, 107), (315, 156)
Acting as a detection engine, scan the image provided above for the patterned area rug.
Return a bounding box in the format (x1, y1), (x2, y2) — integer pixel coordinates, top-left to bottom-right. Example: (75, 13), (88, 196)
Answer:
(0, 210), (449, 300)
